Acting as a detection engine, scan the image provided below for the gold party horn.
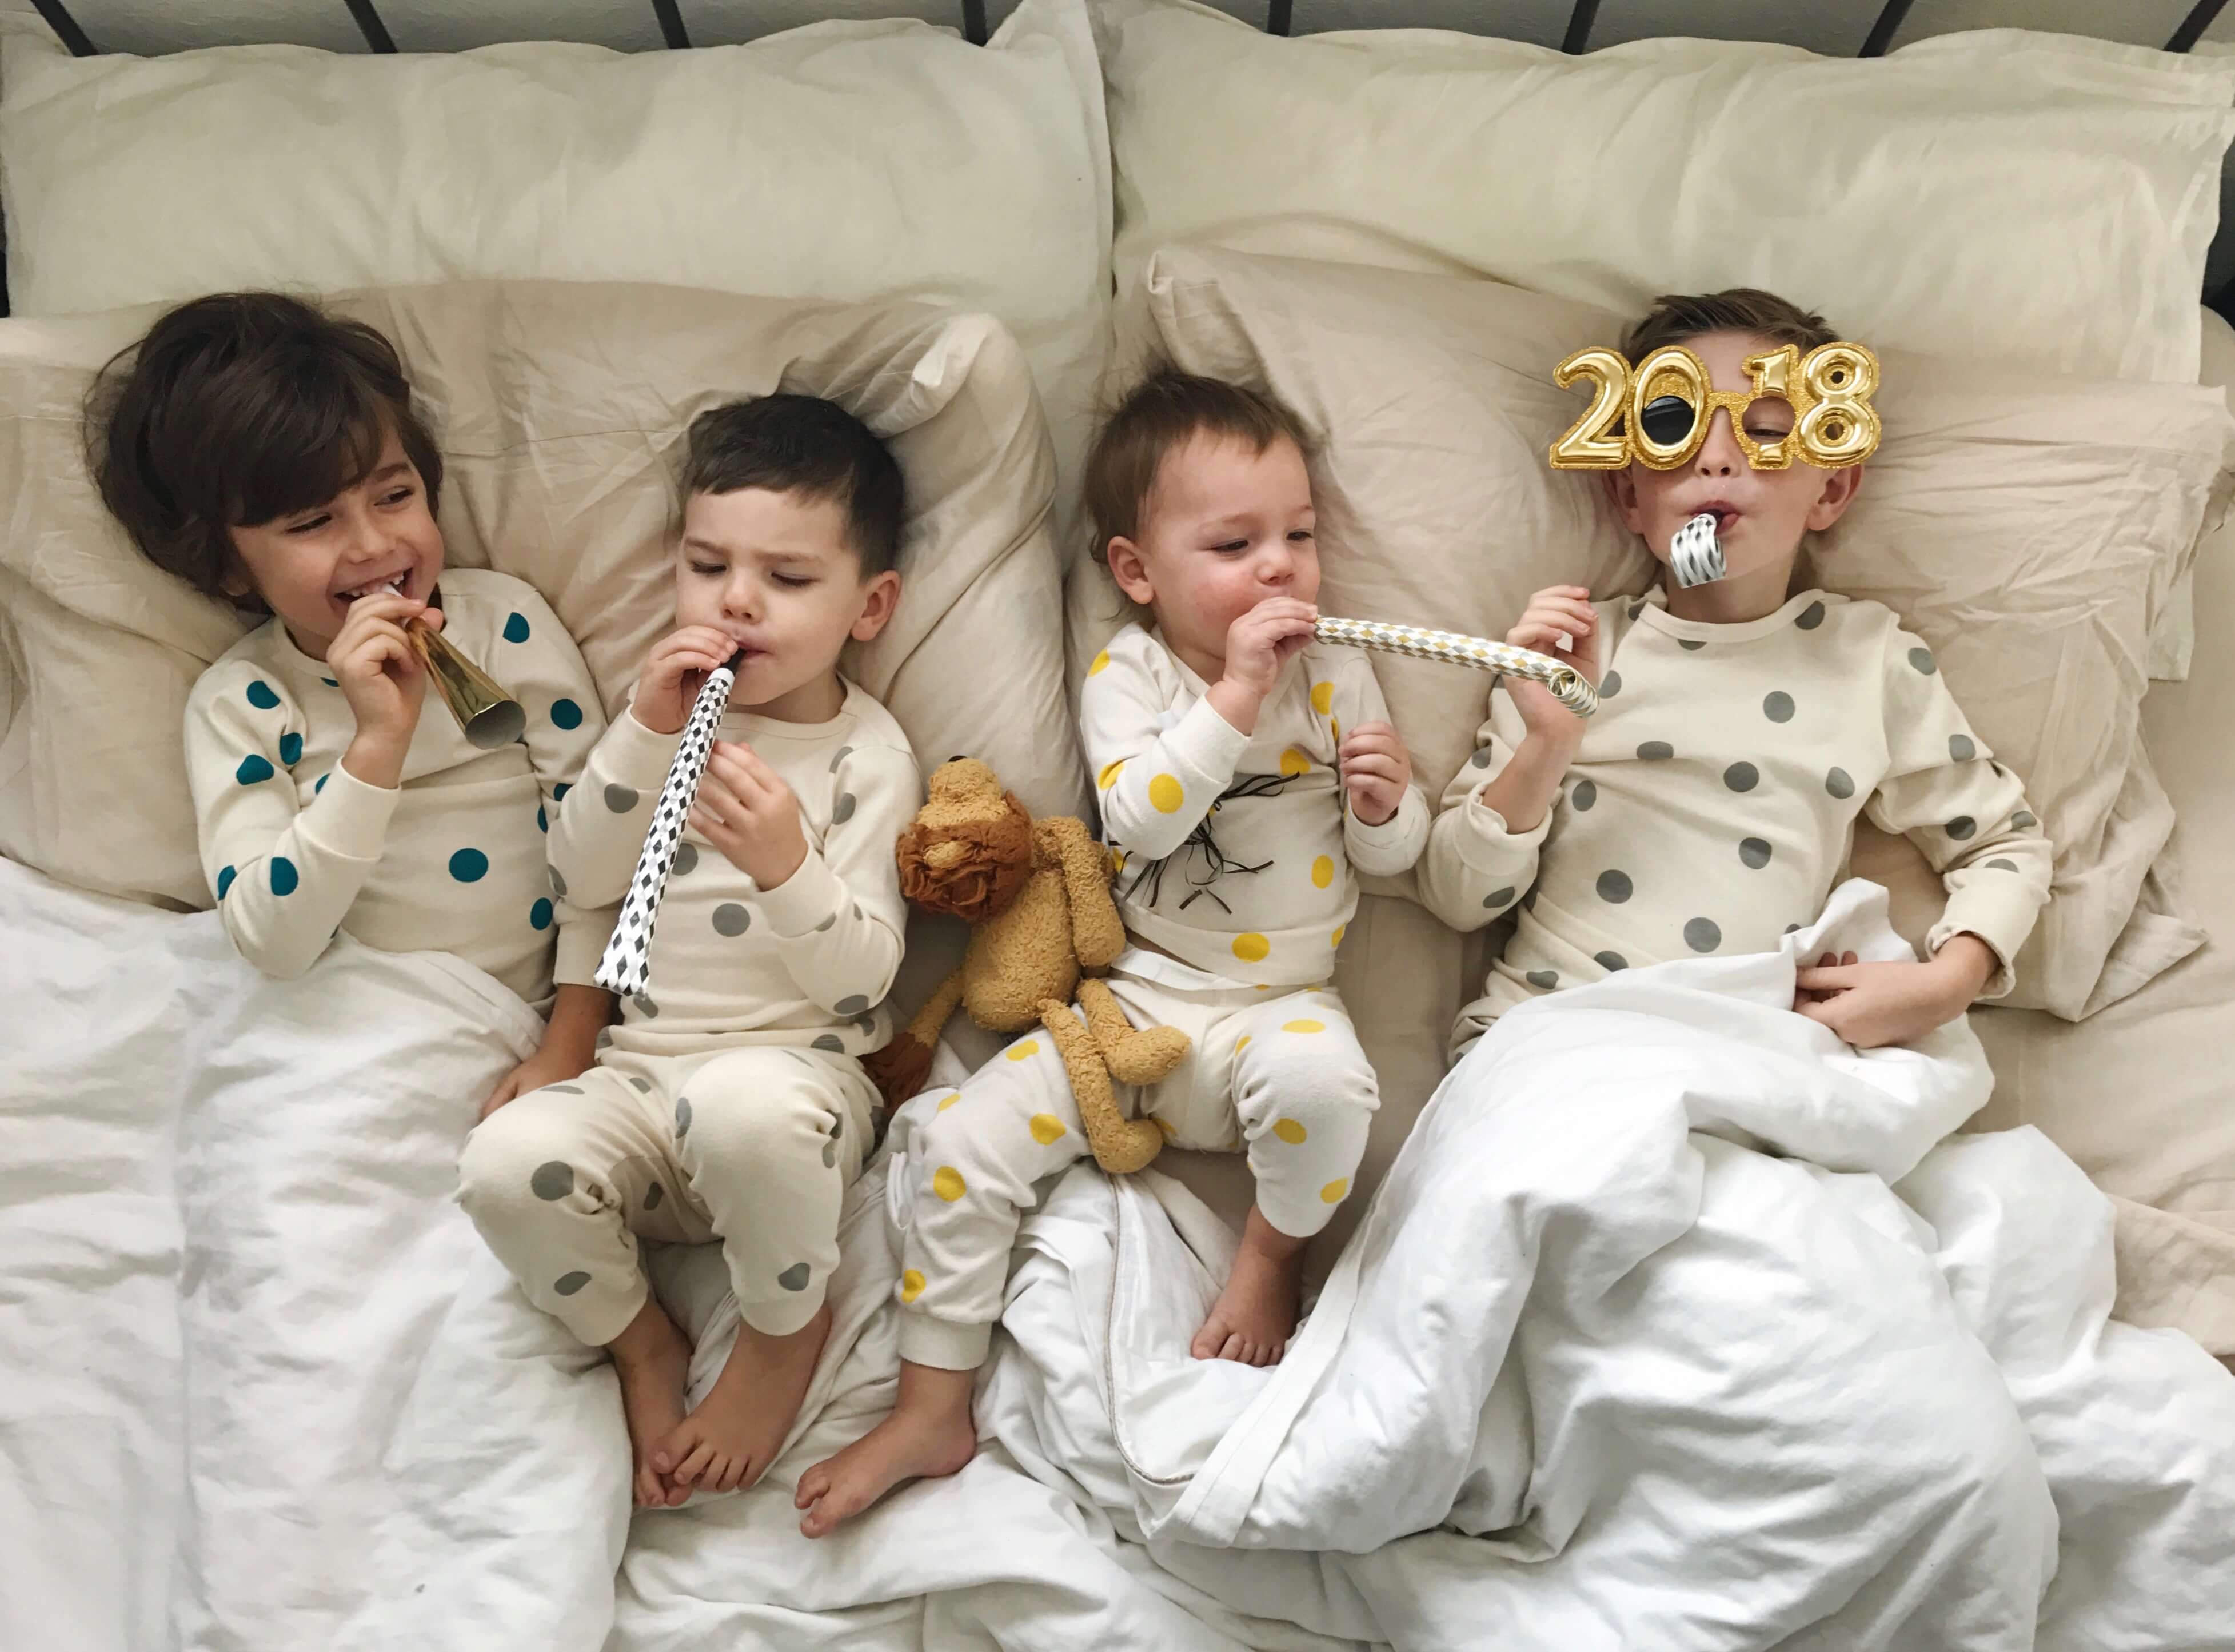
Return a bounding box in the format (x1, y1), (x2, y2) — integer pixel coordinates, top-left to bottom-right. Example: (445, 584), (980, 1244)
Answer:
(406, 610), (525, 750)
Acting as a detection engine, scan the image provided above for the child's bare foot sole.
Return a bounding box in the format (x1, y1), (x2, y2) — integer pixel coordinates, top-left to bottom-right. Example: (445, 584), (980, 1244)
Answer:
(652, 1302), (831, 1499)
(1191, 1208), (1306, 1366)
(794, 1400), (976, 1538)
(609, 1302), (694, 1509)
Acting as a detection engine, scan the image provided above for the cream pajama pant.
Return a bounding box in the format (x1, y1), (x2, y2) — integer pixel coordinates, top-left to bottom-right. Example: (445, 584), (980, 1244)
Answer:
(458, 1042), (876, 1346)
(896, 956), (1378, 1370)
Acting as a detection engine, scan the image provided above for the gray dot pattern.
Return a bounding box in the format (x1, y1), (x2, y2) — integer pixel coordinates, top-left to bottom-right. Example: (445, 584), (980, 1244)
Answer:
(1595, 951), (1628, 972)
(1599, 671), (1622, 698)
(1763, 691), (1794, 723)
(1909, 647), (1937, 675)
(1826, 768), (1855, 800)
(604, 783), (640, 813)
(1684, 917), (1722, 953)
(1483, 886), (1516, 910)
(1470, 747), (1495, 769)
(670, 843), (699, 877)
(530, 1161), (574, 1200)
(835, 994), (870, 1016)
(1946, 816), (1977, 841)
(1986, 859), (2018, 871)
(643, 1183), (665, 1211)
(1526, 970), (1559, 990)
(675, 1096), (693, 1137)
(553, 1271), (590, 1297)
(831, 793), (857, 825)
(1740, 837), (1772, 869)
(1949, 734), (1975, 761)
(1724, 762), (1758, 793)
(1570, 779), (1597, 811)
(1678, 639), (1706, 652)
(1796, 601), (1826, 630)
(812, 1033), (846, 1052)
(1638, 741), (1674, 761)
(1597, 869), (1633, 904)
(712, 901), (751, 936)
(777, 1262), (812, 1292)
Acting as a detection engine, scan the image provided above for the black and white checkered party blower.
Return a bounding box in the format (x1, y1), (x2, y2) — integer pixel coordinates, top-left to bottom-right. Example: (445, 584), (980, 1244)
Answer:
(593, 649), (742, 999)
(1670, 512), (1726, 589)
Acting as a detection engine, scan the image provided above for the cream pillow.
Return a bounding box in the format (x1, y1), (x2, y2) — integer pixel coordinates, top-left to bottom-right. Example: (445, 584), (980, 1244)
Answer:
(0, 282), (1084, 911)
(1097, 0), (2235, 384)
(1101, 245), (2234, 1020)
(0, 0), (1111, 486)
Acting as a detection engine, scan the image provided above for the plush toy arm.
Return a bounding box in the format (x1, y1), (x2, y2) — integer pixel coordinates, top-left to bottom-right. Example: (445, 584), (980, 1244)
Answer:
(1039, 816), (1128, 971)
(863, 967), (965, 1113)
(1037, 999), (1163, 1175)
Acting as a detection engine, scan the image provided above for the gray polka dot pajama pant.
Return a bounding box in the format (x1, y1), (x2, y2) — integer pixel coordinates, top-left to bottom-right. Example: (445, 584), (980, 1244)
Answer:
(894, 968), (1378, 1371)
(458, 1043), (876, 1346)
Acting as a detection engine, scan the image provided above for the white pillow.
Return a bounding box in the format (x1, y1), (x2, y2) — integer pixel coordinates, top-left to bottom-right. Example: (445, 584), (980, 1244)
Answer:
(0, 0), (1112, 484)
(1097, 0), (2235, 387)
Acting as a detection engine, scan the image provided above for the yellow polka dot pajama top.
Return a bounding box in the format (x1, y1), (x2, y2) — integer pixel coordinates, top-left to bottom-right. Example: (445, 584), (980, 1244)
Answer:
(183, 568), (616, 1004)
(892, 622), (1429, 1371)
(1416, 589), (2053, 1057)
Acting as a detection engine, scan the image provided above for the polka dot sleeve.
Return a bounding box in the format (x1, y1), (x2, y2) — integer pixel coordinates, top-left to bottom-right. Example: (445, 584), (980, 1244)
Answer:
(1415, 680), (1554, 932)
(184, 660), (396, 979)
(1866, 629), (2053, 999)
(754, 738), (920, 1015)
(492, 582), (618, 991)
(1080, 625), (1249, 861)
(545, 702), (682, 913)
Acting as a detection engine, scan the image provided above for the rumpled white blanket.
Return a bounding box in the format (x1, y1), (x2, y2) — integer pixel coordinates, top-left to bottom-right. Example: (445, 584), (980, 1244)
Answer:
(6, 858), (2230, 1651)
(960, 880), (2235, 1649)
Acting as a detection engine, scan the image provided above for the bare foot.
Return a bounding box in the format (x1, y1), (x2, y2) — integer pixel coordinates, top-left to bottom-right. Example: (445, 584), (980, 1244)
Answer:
(795, 1359), (977, 1538)
(608, 1299), (693, 1509)
(651, 1301), (831, 1499)
(1190, 1204), (1306, 1366)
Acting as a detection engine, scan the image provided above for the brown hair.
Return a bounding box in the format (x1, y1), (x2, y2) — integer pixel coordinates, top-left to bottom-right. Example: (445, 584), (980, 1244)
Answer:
(681, 394), (905, 577)
(87, 292), (444, 606)
(1621, 288), (1837, 365)
(1081, 366), (1310, 564)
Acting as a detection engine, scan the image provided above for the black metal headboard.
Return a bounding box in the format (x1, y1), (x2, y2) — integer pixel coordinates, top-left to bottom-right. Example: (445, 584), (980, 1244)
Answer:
(26, 0), (2235, 57)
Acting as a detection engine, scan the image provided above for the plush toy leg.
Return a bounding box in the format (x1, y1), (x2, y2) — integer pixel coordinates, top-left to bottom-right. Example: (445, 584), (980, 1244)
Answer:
(1037, 998), (1163, 1175)
(863, 968), (964, 1114)
(1076, 977), (1189, 1087)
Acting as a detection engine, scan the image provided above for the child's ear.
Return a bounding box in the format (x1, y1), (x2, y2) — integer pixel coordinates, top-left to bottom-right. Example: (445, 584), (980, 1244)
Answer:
(1105, 536), (1155, 607)
(849, 568), (903, 643)
(1602, 469), (1646, 536)
(1805, 463), (1865, 532)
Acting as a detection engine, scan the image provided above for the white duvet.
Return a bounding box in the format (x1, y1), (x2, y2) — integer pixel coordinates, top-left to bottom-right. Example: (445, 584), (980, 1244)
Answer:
(5, 859), (2232, 1651)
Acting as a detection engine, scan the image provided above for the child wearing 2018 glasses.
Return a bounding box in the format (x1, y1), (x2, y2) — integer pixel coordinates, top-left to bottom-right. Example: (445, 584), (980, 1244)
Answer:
(1418, 288), (2053, 1057)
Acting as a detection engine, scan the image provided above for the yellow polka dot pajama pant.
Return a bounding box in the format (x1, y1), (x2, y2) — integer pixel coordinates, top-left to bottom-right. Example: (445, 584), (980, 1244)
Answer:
(458, 1044), (875, 1347)
(894, 973), (1378, 1371)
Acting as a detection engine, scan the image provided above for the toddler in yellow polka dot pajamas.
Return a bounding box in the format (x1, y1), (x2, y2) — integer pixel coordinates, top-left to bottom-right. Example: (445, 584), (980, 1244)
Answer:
(794, 368), (1426, 1543)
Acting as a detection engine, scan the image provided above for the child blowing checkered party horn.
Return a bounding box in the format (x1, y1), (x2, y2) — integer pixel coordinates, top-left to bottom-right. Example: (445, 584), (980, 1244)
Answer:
(594, 649), (743, 999)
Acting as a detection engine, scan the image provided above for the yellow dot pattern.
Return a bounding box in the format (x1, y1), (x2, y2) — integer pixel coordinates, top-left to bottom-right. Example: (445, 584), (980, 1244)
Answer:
(1153, 1116), (1177, 1140)
(937, 1093), (962, 1112)
(1273, 1119), (1307, 1145)
(1280, 747), (1311, 777)
(1099, 759), (1125, 791)
(1283, 1019), (1326, 1034)
(1088, 649), (1111, 676)
(1007, 1039), (1040, 1062)
(1311, 681), (1334, 716)
(1321, 1178), (1350, 1204)
(1331, 924), (1346, 949)
(1235, 1035), (1252, 1052)
(1029, 1112), (1067, 1145)
(1311, 855), (1334, 889)
(1149, 773), (1184, 813)
(933, 1166), (968, 1202)
(1232, 932), (1270, 963)
(900, 1269), (926, 1302)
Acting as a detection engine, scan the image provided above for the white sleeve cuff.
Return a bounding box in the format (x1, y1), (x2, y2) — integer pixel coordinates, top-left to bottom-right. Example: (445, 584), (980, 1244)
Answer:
(296, 765), (398, 861)
(756, 847), (849, 937)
